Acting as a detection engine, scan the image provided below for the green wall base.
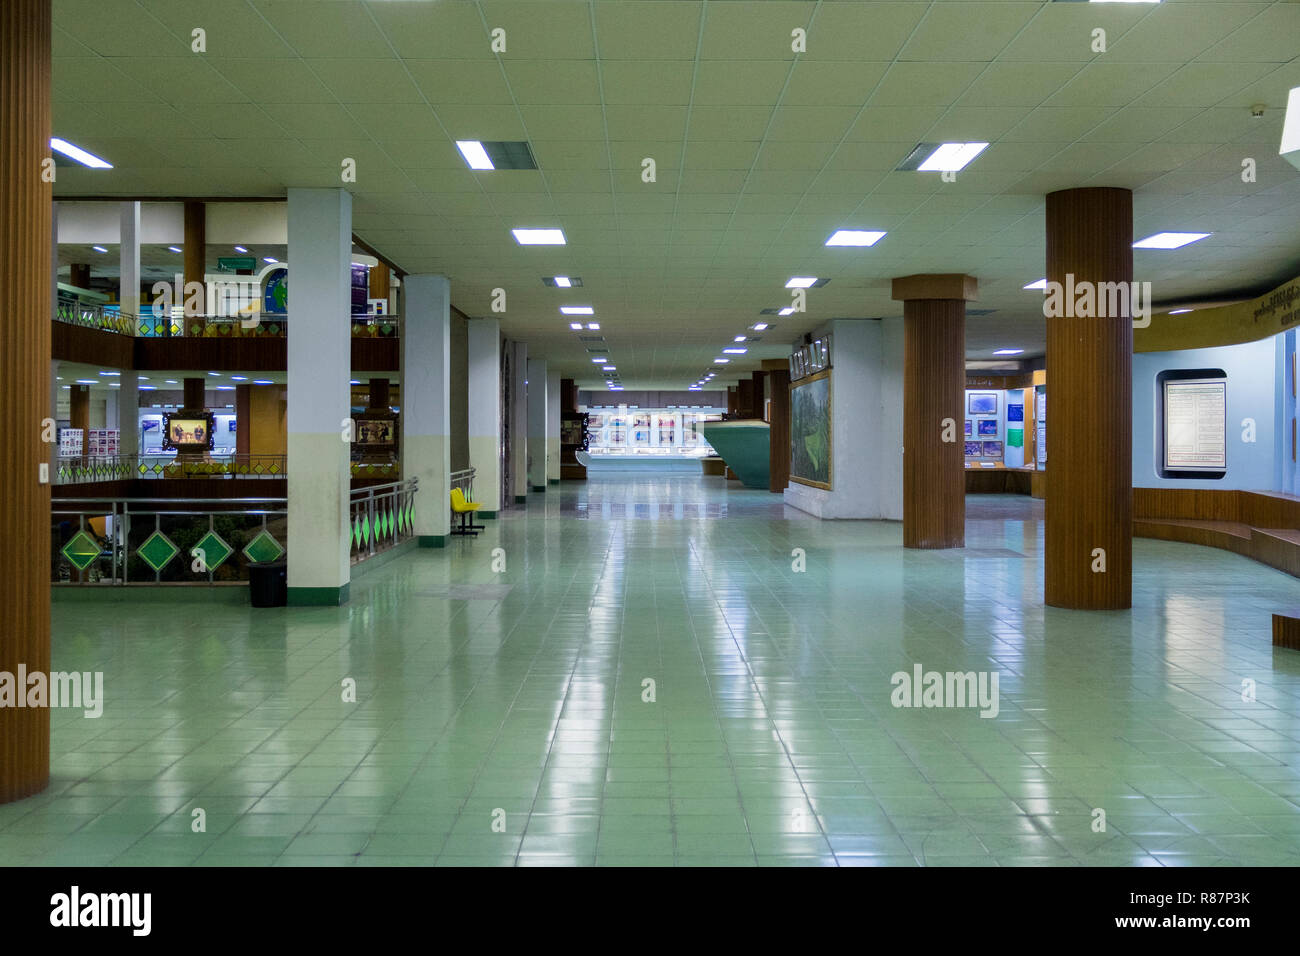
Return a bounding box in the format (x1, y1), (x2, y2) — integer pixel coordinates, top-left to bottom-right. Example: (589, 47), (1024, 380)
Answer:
(514, 495), (526, 504)
(479, 510), (497, 519)
(548, 478), (560, 485)
(419, 535), (447, 548)
(531, 485), (546, 492)
(287, 584), (350, 607)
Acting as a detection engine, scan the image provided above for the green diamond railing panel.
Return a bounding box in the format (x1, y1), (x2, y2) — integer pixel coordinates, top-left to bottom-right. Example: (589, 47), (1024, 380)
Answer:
(243, 529), (285, 564)
(137, 531), (180, 572)
(192, 530), (233, 572)
(61, 530), (103, 571)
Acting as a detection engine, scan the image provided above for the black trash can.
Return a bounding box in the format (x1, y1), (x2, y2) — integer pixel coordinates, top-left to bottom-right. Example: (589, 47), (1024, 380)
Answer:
(248, 560), (287, 607)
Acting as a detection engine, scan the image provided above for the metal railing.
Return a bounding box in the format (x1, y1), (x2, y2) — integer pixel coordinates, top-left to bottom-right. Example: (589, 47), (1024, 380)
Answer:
(55, 304), (400, 339)
(349, 477), (419, 565)
(450, 467), (476, 500)
(52, 495), (287, 585)
(56, 454), (287, 484)
(54, 300), (133, 334)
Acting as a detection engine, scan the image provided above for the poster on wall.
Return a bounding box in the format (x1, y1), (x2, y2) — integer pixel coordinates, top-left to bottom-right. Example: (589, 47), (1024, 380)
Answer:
(968, 392), (998, 415)
(789, 370), (831, 489)
(1164, 379), (1227, 471)
(977, 419), (999, 437)
(964, 441), (981, 458)
(1036, 422), (1046, 465)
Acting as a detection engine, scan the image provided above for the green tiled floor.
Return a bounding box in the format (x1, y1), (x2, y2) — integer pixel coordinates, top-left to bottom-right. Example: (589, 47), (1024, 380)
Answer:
(6, 475), (1300, 866)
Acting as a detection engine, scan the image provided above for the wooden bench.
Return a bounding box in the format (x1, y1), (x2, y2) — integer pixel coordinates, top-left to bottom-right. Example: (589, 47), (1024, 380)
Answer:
(1134, 489), (1300, 580)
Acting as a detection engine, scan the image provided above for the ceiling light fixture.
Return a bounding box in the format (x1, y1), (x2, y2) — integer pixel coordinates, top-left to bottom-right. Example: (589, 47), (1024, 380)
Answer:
(1023, 279), (1047, 290)
(1168, 309), (1193, 315)
(586, 322), (600, 330)
(569, 322), (583, 330)
(825, 230), (887, 247)
(512, 228), (566, 245)
(92, 245), (107, 253)
(49, 138), (112, 168)
(234, 245), (248, 254)
(786, 277), (818, 288)
(560, 306), (594, 315)
(1133, 232), (1211, 249)
(168, 246), (182, 253)
(723, 348), (747, 354)
(897, 142), (989, 172)
(992, 349), (1024, 356)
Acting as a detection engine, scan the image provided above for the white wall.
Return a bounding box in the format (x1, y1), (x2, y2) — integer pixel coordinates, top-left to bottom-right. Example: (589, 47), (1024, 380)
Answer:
(784, 317), (903, 520)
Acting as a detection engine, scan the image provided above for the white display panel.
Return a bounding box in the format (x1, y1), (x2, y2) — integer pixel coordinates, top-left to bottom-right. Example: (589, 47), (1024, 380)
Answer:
(1164, 379), (1226, 471)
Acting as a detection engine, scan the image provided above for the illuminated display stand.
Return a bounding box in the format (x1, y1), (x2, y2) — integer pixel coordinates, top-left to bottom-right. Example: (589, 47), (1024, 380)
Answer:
(584, 406), (723, 458)
(963, 371), (1046, 495)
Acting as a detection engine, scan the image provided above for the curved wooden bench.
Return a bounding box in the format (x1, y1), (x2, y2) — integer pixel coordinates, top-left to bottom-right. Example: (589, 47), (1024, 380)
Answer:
(1134, 489), (1300, 579)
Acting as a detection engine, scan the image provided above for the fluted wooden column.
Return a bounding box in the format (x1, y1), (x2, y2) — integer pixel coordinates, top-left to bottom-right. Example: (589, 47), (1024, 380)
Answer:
(1, 0), (52, 804)
(893, 274), (976, 549)
(1045, 187), (1133, 609)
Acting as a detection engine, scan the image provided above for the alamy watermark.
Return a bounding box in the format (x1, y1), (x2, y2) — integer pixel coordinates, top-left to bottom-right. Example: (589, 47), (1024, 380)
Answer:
(890, 664), (999, 718)
(1042, 273), (1152, 328)
(0, 666), (103, 718)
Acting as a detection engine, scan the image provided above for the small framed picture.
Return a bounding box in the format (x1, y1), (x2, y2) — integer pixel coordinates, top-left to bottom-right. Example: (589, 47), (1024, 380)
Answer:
(964, 420), (972, 437)
(982, 440), (1003, 458)
(968, 392), (998, 416)
(964, 441), (982, 457)
(977, 419), (998, 437)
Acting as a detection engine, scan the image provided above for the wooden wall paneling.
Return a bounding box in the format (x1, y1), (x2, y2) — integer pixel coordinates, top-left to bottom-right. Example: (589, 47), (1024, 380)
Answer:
(52, 322), (133, 368)
(1, 0), (52, 803)
(1044, 187), (1133, 609)
(737, 379), (755, 419)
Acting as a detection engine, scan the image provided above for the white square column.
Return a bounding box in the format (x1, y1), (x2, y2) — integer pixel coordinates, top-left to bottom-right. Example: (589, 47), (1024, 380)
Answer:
(402, 274), (451, 546)
(119, 202), (140, 332)
(511, 341), (527, 503)
(286, 188), (352, 605)
(527, 357), (547, 492)
(545, 369), (561, 484)
(467, 318), (502, 517)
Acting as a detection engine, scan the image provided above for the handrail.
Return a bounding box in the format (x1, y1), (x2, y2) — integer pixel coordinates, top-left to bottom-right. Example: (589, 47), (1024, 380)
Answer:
(54, 302), (401, 339)
(55, 453), (287, 483)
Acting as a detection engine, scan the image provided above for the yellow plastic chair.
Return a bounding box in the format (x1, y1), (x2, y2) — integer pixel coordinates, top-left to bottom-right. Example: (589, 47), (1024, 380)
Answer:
(450, 487), (484, 536)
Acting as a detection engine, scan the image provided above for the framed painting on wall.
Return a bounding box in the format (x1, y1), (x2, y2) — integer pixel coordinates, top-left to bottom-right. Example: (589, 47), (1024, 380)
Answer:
(789, 369), (832, 489)
(967, 392), (998, 416)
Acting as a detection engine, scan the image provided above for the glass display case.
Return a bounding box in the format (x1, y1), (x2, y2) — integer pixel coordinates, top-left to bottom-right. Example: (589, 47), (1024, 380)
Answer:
(584, 406), (723, 458)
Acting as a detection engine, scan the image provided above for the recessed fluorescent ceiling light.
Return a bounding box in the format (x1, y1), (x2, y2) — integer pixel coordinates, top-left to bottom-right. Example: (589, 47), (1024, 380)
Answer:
(98, 371), (119, 376)
(898, 142), (988, 172)
(1169, 309), (1193, 315)
(586, 322), (599, 330)
(459, 141), (538, 170)
(168, 246), (182, 253)
(602, 365), (616, 371)
(734, 335), (747, 342)
(560, 306), (594, 315)
(918, 142), (989, 172)
(714, 358), (730, 364)
(253, 380), (274, 385)
(75, 379), (96, 384)
(825, 230), (886, 247)
(591, 357), (606, 363)
(231, 376), (247, 381)
(992, 349), (1024, 356)
(553, 276), (572, 287)
(50, 138), (112, 168)
(216, 385), (235, 390)
(234, 245), (248, 253)
(569, 322), (583, 330)
(92, 245), (107, 253)
(513, 228), (565, 245)
(786, 277), (818, 288)
(1133, 232), (1210, 249)
(263, 257), (278, 263)
(455, 140), (494, 170)
(139, 385), (156, 390)
(1023, 279), (1047, 290)
(723, 348), (747, 354)
(778, 308), (795, 316)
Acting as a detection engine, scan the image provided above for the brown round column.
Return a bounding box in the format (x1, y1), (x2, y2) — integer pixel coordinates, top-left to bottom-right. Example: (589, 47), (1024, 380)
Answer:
(0, 0), (52, 803)
(892, 274), (976, 549)
(1044, 187), (1133, 609)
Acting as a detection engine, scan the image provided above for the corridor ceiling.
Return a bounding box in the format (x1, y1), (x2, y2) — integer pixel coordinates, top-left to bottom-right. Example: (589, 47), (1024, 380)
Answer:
(50, 0), (1300, 387)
